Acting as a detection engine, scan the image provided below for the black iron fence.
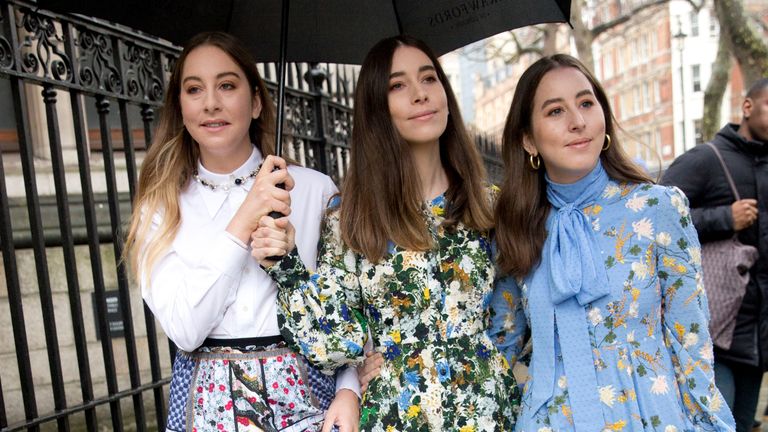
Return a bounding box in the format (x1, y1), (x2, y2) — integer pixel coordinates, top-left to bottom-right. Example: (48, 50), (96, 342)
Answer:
(0, 1), (502, 430)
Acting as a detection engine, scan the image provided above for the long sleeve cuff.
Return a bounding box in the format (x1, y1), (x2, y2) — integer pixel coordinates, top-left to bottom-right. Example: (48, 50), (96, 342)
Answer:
(265, 247), (310, 291)
(335, 366), (361, 399)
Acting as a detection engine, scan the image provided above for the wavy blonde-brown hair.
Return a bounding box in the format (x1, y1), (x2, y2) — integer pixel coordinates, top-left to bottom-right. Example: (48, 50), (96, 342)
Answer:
(125, 31), (276, 284)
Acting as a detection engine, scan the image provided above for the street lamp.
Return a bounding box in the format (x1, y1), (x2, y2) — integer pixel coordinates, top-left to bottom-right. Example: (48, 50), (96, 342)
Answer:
(673, 16), (687, 153)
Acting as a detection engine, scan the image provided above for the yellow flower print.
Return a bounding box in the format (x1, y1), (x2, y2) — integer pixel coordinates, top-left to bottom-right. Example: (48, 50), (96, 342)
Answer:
(407, 405), (421, 418)
(606, 419), (627, 431)
(431, 204), (444, 217)
(460, 426), (476, 432)
(662, 256), (677, 268)
(407, 356), (424, 370)
(617, 389), (637, 403)
(619, 182), (634, 197)
(390, 330), (401, 344)
(584, 204), (603, 216)
(645, 244), (655, 276)
(614, 222), (632, 263)
(561, 404), (573, 423)
(423, 287), (430, 301)
(502, 291), (515, 307)
(683, 393), (699, 414)
(682, 358), (702, 377)
(392, 296), (412, 309)
(674, 322), (686, 341)
(442, 262), (469, 283)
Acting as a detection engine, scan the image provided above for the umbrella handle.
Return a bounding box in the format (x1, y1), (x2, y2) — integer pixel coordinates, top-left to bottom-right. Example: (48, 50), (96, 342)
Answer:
(274, 0), (290, 157)
(266, 182), (287, 262)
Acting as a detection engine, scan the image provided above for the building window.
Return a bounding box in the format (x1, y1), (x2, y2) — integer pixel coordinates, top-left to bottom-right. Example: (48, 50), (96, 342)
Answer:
(692, 65), (701, 92)
(656, 129), (662, 150)
(709, 10), (718, 35)
(643, 82), (651, 112)
(604, 50), (614, 79)
(631, 38), (639, 66)
(694, 119), (704, 145)
(690, 11), (699, 37)
(633, 86), (641, 116)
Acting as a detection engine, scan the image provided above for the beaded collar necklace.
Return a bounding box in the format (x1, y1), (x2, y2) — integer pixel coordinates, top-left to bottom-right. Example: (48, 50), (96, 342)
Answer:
(192, 164), (261, 191)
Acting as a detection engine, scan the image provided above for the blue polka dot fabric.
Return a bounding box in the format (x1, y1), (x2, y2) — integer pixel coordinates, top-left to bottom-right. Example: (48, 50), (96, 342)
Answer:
(166, 352), (195, 431)
(305, 358), (335, 411)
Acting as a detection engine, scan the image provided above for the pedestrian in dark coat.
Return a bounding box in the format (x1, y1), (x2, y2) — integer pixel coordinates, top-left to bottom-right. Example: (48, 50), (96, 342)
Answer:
(662, 78), (768, 432)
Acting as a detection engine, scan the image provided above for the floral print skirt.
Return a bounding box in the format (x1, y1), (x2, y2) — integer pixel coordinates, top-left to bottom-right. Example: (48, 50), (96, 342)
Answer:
(166, 344), (334, 432)
(360, 334), (519, 431)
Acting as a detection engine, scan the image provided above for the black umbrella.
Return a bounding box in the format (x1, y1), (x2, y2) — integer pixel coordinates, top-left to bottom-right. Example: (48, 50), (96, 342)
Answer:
(38, 0), (571, 155)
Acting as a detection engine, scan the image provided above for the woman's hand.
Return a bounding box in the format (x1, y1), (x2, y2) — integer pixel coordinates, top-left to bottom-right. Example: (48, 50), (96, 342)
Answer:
(227, 155), (294, 243)
(357, 351), (384, 394)
(250, 216), (295, 267)
(322, 388), (360, 432)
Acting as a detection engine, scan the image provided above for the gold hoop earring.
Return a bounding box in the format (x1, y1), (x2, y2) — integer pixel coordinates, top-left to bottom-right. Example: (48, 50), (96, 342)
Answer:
(603, 134), (612, 151)
(528, 153), (541, 170)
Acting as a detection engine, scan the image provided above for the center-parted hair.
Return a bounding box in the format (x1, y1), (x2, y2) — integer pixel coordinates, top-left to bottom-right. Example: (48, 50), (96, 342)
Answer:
(125, 31), (277, 283)
(340, 35), (493, 263)
(495, 54), (652, 277)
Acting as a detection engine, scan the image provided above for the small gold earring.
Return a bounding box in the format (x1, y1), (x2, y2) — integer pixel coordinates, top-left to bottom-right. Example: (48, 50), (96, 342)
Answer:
(528, 153), (541, 170)
(603, 134), (612, 151)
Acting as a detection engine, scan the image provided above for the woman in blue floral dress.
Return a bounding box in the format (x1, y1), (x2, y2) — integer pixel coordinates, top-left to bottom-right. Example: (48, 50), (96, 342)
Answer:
(491, 54), (735, 431)
(252, 36), (519, 431)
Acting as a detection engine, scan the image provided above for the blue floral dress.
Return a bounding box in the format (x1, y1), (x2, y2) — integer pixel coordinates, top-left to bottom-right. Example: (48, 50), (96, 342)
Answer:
(268, 194), (519, 431)
(491, 181), (735, 431)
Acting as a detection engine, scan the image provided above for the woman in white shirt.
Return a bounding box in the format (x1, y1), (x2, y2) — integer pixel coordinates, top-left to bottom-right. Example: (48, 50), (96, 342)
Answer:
(125, 31), (359, 432)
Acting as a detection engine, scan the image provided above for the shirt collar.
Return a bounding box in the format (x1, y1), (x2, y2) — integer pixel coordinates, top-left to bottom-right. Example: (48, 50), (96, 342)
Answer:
(194, 146), (264, 218)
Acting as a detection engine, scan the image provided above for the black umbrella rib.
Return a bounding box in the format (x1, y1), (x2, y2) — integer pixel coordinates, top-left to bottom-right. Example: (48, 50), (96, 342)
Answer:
(392, 0), (403, 34)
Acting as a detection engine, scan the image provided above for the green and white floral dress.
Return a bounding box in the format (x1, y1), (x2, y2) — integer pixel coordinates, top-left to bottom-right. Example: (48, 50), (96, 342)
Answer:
(267, 194), (520, 431)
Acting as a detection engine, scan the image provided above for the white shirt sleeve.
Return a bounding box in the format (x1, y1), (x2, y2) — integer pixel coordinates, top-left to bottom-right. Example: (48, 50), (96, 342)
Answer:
(141, 226), (250, 352)
(335, 366), (361, 399)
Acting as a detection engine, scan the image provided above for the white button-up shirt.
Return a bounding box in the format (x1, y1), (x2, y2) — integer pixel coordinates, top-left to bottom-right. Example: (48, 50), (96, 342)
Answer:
(141, 146), (358, 394)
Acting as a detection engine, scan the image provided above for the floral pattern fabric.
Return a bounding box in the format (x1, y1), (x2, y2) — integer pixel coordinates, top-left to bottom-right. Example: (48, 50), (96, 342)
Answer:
(491, 183), (735, 431)
(170, 346), (327, 432)
(269, 194), (520, 431)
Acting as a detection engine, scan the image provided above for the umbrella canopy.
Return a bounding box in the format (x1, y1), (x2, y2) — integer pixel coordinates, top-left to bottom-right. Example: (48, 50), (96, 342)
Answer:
(38, 0), (571, 154)
(38, 0), (571, 64)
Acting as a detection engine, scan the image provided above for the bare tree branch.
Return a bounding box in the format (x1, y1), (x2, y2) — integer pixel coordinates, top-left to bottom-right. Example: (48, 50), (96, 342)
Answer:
(714, 0), (768, 86)
(591, 0), (669, 37)
(684, 0), (706, 13)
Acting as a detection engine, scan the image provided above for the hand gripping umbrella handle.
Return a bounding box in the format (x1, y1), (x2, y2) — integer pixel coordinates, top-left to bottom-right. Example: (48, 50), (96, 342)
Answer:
(266, 181), (286, 262)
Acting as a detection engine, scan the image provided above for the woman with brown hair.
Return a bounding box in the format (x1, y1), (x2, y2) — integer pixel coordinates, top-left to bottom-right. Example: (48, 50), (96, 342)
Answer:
(252, 35), (519, 430)
(125, 31), (359, 432)
(491, 54), (734, 431)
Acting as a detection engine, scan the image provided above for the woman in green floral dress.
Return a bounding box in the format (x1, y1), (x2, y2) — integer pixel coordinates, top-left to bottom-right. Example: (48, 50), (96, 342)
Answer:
(251, 36), (520, 431)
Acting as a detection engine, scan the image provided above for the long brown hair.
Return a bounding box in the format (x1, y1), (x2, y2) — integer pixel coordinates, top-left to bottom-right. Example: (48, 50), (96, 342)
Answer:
(495, 54), (652, 277)
(340, 35), (493, 263)
(125, 31), (277, 282)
